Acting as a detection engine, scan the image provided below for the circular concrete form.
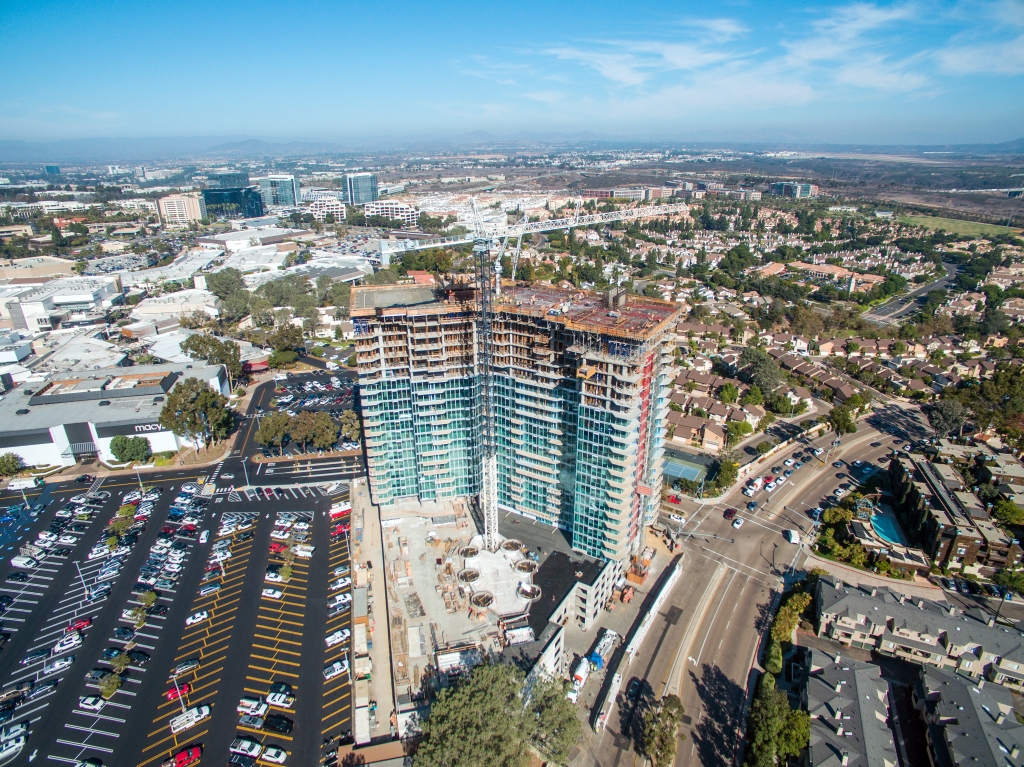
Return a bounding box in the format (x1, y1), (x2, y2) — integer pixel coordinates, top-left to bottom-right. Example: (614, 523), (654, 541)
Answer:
(515, 560), (538, 574)
(459, 545), (479, 559)
(501, 539), (523, 553)
(457, 568), (480, 584)
(470, 591), (494, 608)
(517, 584), (542, 601)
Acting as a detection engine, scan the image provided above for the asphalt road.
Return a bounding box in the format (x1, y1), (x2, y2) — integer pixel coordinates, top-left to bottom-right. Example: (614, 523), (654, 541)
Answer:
(585, 398), (985, 767)
(863, 263), (959, 324)
(0, 471), (353, 767)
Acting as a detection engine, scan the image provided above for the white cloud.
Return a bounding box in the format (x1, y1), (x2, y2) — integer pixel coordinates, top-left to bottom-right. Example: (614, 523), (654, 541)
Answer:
(544, 47), (649, 86)
(935, 33), (1024, 73)
(681, 17), (749, 42)
(524, 90), (564, 103)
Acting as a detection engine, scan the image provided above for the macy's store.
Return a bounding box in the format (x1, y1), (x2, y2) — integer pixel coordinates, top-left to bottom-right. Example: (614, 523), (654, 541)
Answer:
(0, 363), (227, 467)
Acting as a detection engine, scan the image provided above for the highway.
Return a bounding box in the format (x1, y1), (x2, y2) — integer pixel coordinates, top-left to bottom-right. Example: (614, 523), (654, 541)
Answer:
(582, 399), (935, 767)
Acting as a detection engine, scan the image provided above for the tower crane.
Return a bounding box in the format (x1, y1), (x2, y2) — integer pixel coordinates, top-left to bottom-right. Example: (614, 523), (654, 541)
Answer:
(396, 198), (691, 552)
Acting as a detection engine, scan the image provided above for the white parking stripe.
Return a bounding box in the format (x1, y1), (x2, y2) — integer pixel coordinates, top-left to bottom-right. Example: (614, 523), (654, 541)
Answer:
(72, 711), (126, 724)
(55, 740), (113, 753)
(63, 723), (119, 737)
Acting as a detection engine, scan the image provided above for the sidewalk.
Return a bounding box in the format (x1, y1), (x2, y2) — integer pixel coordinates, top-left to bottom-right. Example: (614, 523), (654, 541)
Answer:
(350, 478), (397, 740)
(803, 551), (943, 598)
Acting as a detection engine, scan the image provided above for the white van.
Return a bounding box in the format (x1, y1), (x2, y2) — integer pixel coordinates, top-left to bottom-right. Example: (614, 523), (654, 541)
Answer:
(170, 705), (211, 734)
(784, 530), (800, 544)
(10, 556), (37, 569)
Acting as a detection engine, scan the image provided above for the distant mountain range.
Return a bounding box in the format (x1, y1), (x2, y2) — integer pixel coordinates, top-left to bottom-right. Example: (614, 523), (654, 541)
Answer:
(0, 134), (1020, 164)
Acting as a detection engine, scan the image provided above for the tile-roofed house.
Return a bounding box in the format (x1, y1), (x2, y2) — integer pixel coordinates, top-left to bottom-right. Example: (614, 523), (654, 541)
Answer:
(802, 649), (897, 767)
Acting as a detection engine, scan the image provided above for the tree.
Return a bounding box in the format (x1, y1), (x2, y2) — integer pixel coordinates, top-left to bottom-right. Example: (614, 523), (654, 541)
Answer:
(741, 385), (764, 406)
(720, 383), (739, 404)
(993, 499), (1024, 526)
(727, 421), (753, 446)
(993, 568), (1024, 596)
(828, 406), (857, 437)
(641, 695), (685, 767)
(928, 398), (967, 438)
(109, 435), (152, 463)
(739, 348), (782, 395)
(746, 674), (786, 767)
(756, 441), (773, 455)
(414, 663), (530, 767)
(764, 639), (783, 675)
(205, 267), (246, 300)
(179, 335), (244, 391)
(339, 410), (361, 442)
(525, 678), (582, 763)
(0, 453), (24, 477)
(756, 413), (776, 432)
(289, 411), (317, 453)
(313, 411), (340, 450)
(159, 377), (232, 450)
(255, 413), (292, 456)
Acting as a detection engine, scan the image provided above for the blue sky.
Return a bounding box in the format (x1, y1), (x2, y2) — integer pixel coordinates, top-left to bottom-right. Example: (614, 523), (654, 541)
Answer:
(2, 0), (1023, 144)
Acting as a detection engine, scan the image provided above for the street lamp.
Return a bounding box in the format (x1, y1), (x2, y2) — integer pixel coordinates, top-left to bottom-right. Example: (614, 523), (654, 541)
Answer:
(242, 457), (250, 488)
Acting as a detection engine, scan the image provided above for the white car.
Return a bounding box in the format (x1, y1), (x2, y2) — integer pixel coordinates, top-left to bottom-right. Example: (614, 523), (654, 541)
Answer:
(38, 531), (58, 543)
(783, 458), (794, 466)
(123, 491), (142, 503)
(199, 530), (210, 544)
(163, 563), (183, 573)
(0, 722), (28, 741)
(784, 530), (800, 544)
(330, 593), (352, 606)
(669, 514), (684, 524)
(265, 572), (283, 583)
(142, 491), (161, 502)
(229, 738), (263, 758)
(262, 588), (283, 600)
(270, 530), (290, 541)
(834, 488), (848, 498)
(323, 659), (349, 680)
(292, 522), (310, 531)
(210, 550), (231, 563)
(42, 655), (75, 675)
(326, 629), (351, 647)
(220, 473), (235, 480)
(765, 482), (777, 492)
(70, 495), (90, 504)
(0, 736), (26, 759)
(732, 517), (744, 529)
(266, 692), (294, 709)
(185, 611), (209, 626)
(332, 565), (350, 577)
(57, 534), (78, 545)
(262, 746), (288, 764)
(813, 448), (824, 456)
(180, 483), (202, 494)
(330, 577), (351, 591)
(79, 695), (105, 712)
(218, 526), (237, 536)
(53, 632), (83, 654)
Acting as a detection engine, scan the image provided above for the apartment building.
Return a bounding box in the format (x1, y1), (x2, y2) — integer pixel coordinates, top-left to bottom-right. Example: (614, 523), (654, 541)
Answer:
(888, 456), (1022, 572)
(158, 193), (206, 228)
(815, 576), (1024, 691)
(363, 200), (418, 226)
(352, 282), (681, 563)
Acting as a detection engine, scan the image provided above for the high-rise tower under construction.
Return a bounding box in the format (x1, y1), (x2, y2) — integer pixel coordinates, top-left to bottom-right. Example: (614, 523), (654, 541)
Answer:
(351, 282), (681, 563)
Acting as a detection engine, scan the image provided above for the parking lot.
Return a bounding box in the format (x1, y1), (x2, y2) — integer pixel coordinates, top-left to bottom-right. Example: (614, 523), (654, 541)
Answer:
(0, 473), (352, 767)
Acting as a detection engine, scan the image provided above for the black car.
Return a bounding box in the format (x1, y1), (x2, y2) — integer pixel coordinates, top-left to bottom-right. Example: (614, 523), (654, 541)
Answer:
(75, 475), (92, 483)
(53, 547), (72, 557)
(25, 680), (57, 699)
(146, 604), (168, 616)
(127, 650), (150, 666)
(19, 648), (48, 666)
(85, 668), (112, 682)
(264, 714), (294, 734)
(269, 681), (293, 696)
(113, 627), (135, 641)
(228, 755), (256, 767)
(236, 531), (254, 543)
(171, 541), (189, 551)
(0, 596), (13, 609)
(0, 633), (11, 647)
(6, 573), (27, 582)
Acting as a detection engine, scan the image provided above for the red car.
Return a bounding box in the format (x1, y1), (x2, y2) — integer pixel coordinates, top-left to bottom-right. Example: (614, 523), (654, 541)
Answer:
(269, 543), (288, 554)
(723, 508), (737, 520)
(331, 523), (351, 535)
(67, 617), (92, 633)
(166, 683), (191, 701)
(764, 476), (774, 484)
(162, 745), (201, 767)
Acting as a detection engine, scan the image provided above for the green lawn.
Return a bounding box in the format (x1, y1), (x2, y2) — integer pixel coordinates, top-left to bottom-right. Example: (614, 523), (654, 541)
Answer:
(898, 215), (1021, 237)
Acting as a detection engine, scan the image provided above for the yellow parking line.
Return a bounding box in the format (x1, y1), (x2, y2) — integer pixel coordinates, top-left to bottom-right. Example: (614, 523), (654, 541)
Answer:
(255, 624), (304, 636)
(322, 689), (351, 710)
(323, 649), (348, 663)
(248, 664), (299, 678)
(254, 633), (302, 646)
(262, 608), (305, 618)
(251, 653), (300, 667)
(253, 643), (301, 657)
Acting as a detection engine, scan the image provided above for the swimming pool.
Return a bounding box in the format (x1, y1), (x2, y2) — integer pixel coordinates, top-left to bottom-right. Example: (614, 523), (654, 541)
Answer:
(871, 514), (904, 545)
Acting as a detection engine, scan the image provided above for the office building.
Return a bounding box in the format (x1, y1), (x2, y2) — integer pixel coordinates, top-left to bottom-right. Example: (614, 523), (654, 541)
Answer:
(43, 165), (61, 175)
(308, 198), (346, 222)
(207, 170), (250, 189)
(769, 182), (819, 198)
(345, 173), (378, 206)
(201, 186), (264, 220)
(363, 200), (417, 226)
(0, 276), (123, 332)
(352, 283), (681, 564)
(158, 193), (207, 228)
(258, 175), (301, 208)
